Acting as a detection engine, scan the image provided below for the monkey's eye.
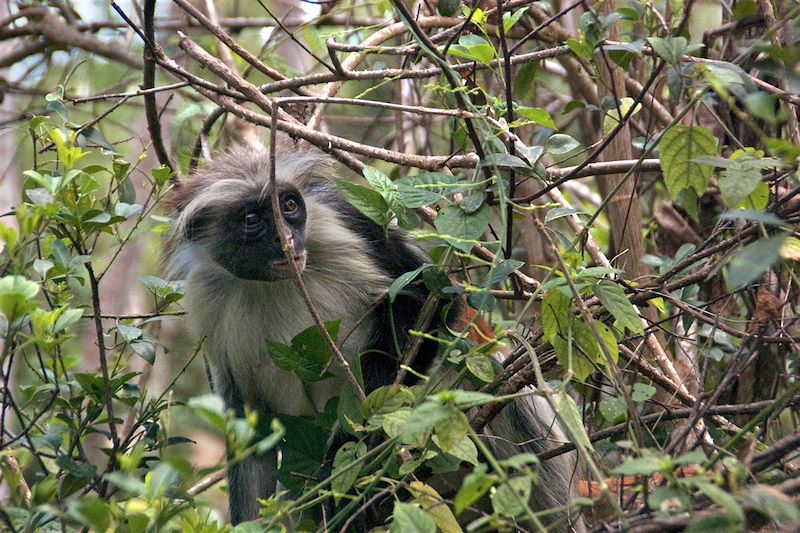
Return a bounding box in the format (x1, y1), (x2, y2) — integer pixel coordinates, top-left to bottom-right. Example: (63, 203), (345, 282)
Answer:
(282, 198), (299, 215)
(244, 213), (262, 228)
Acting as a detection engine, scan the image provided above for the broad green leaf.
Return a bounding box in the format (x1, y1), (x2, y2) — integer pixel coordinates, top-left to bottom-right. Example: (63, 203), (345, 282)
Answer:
(647, 36), (688, 64)
(381, 407), (412, 438)
(491, 476), (531, 518)
(566, 37), (593, 61)
(733, 181), (769, 210)
(718, 209), (784, 226)
(0, 275), (39, 321)
(362, 165), (394, 194)
(68, 497), (111, 531)
(331, 441), (366, 499)
(515, 107), (556, 129)
(541, 288), (571, 344)
(631, 382), (657, 403)
(446, 35), (496, 66)
(547, 133), (581, 156)
(728, 234), (786, 290)
(659, 125), (717, 197)
(391, 502), (436, 533)
(500, 7), (528, 34)
(396, 173), (463, 208)
(465, 353), (495, 382)
(599, 395), (627, 424)
(338, 179), (391, 227)
(551, 390), (592, 450)
(739, 485), (800, 525)
(455, 464), (495, 515)
(690, 480), (746, 527)
(388, 265), (429, 302)
(438, 0), (460, 16)
(593, 281), (643, 334)
(401, 401), (450, 441)
(433, 410), (469, 454)
(613, 455), (667, 476)
(649, 486), (690, 516)
(407, 481), (464, 533)
(485, 258), (525, 286)
(361, 385), (415, 418)
(187, 394), (228, 433)
(434, 203), (491, 253)
(602, 97), (642, 136)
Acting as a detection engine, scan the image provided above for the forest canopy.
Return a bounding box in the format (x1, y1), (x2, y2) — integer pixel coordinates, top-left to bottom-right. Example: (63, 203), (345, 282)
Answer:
(0, 0), (799, 532)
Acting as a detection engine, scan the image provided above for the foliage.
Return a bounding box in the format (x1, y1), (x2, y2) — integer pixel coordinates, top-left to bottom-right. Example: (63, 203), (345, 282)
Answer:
(1, 1), (800, 532)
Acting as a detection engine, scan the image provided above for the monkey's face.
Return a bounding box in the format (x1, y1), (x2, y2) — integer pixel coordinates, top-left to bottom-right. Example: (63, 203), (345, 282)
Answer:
(200, 183), (308, 281)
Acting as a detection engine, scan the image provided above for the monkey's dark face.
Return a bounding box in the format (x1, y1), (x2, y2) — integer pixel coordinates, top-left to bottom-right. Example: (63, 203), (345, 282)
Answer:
(199, 183), (308, 281)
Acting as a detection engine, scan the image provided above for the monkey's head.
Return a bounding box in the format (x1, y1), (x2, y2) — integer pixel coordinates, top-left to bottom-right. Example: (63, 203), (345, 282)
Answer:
(165, 145), (334, 282)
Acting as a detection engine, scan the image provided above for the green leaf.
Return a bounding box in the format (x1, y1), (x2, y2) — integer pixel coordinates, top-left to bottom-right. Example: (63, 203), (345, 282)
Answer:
(541, 288), (571, 344)
(631, 382), (656, 403)
(447, 35), (496, 66)
(515, 107), (556, 129)
(401, 401), (450, 441)
(659, 125), (717, 197)
(433, 410), (468, 454)
(291, 321), (339, 382)
(602, 97), (642, 136)
(647, 36), (688, 64)
(465, 353), (495, 382)
(267, 321), (340, 382)
(689, 480), (745, 526)
(547, 133), (581, 156)
(396, 173), (463, 208)
(613, 454), (668, 476)
(500, 7), (528, 34)
(434, 203), (491, 253)
(391, 502), (436, 533)
(551, 390), (592, 450)
(744, 92), (787, 124)
(381, 407), (412, 438)
(455, 464), (495, 515)
(728, 234), (786, 290)
(0, 275), (39, 321)
(438, 0), (460, 17)
(593, 281), (643, 334)
(739, 485), (800, 525)
(485, 258), (525, 286)
(187, 394), (228, 434)
(649, 486), (690, 516)
(361, 385), (415, 418)
(389, 264), (429, 302)
(491, 476), (531, 518)
(599, 395), (627, 424)
(566, 37), (593, 61)
(718, 210), (784, 226)
(338, 179), (391, 227)
(331, 441), (367, 500)
(68, 497), (111, 531)
(116, 324), (142, 342)
(53, 307), (82, 333)
(130, 340), (156, 364)
(362, 165), (395, 195)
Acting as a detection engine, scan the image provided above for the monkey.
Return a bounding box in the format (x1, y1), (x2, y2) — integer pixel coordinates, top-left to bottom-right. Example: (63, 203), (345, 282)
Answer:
(164, 143), (585, 531)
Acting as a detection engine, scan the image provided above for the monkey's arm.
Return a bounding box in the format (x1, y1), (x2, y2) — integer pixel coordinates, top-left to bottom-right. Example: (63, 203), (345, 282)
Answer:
(211, 362), (279, 524)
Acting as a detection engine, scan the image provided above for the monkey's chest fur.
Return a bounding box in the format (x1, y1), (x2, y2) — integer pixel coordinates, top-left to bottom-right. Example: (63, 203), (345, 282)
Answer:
(185, 264), (387, 417)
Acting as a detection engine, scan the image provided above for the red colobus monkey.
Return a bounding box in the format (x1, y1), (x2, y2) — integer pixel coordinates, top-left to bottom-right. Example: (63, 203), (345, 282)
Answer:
(165, 144), (584, 531)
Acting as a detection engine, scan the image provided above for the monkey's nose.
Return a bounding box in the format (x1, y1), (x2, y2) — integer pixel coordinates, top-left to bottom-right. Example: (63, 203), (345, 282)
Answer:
(277, 232), (294, 249)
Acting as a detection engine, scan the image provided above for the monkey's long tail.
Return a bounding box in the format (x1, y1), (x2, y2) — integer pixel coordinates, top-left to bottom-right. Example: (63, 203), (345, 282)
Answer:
(484, 392), (587, 533)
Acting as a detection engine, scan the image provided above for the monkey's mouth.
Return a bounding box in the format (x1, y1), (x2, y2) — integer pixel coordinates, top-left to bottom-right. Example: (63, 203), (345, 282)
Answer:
(270, 251), (307, 277)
